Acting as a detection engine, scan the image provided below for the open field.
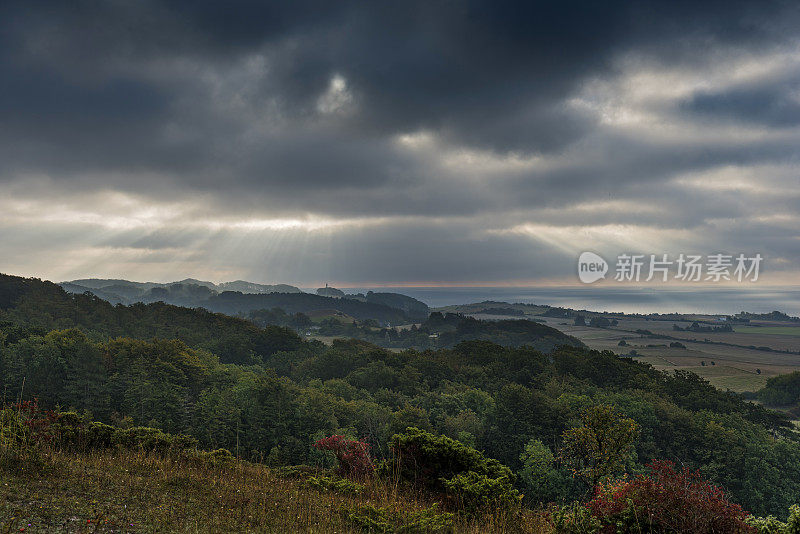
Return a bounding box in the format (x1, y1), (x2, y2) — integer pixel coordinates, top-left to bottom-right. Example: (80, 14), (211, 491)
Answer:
(310, 300), (799, 393)
(609, 319), (800, 352)
(734, 326), (800, 336)
(537, 316), (800, 393)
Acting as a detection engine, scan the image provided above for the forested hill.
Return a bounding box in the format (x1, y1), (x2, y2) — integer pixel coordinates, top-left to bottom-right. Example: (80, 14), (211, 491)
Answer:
(0, 273), (305, 364)
(205, 290), (414, 323)
(0, 273), (579, 357)
(60, 278), (426, 323)
(3, 272), (800, 518)
(306, 311), (584, 351)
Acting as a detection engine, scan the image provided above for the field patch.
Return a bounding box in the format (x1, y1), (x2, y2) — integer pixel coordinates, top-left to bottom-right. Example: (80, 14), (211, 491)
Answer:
(734, 326), (800, 336)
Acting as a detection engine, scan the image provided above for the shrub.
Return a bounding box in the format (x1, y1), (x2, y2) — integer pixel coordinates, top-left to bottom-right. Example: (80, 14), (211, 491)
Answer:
(313, 435), (375, 478)
(112, 427), (197, 453)
(746, 504), (800, 533)
(51, 411), (83, 444)
(344, 504), (394, 532)
(186, 448), (236, 467)
(586, 460), (754, 533)
(386, 427), (519, 516)
(387, 427), (515, 490)
(0, 402), (204, 459)
(0, 404), (32, 447)
(343, 503), (453, 533)
(549, 502), (601, 534)
(305, 474), (364, 495)
(403, 505), (455, 532)
(441, 471), (521, 517)
(0, 400), (59, 449)
(274, 464), (324, 479)
(84, 421), (115, 448)
(0, 400), (63, 471)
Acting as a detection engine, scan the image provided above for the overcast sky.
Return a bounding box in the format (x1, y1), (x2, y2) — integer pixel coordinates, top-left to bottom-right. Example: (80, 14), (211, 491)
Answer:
(1, 1), (798, 287)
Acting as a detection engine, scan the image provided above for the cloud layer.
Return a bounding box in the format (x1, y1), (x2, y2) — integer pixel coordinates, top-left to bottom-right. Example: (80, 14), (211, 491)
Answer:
(1, 1), (798, 285)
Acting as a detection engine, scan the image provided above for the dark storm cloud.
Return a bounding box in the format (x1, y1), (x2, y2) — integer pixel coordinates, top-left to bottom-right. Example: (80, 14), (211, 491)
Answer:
(1, 0), (799, 283)
(2, 0), (795, 161)
(682, 78), (800, 127)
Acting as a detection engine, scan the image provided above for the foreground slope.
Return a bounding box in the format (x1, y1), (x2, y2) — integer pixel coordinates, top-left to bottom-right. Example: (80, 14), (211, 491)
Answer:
(3, 448), (514, 533)
(2, 273), (800, 519)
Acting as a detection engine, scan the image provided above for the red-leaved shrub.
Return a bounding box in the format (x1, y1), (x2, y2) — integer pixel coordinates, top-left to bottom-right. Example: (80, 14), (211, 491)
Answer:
(313, 435), (374, 478)
(2, 399), (60, 446)
(587, 460), (754, 533)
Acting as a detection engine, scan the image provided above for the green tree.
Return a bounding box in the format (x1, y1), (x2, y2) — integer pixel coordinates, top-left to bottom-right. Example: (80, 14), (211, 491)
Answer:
(519, 438), (577, 504)
(559, 404), (640, 487)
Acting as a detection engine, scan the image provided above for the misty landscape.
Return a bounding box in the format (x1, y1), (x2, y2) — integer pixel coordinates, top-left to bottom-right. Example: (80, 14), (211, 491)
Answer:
(2, 1), (800, 533)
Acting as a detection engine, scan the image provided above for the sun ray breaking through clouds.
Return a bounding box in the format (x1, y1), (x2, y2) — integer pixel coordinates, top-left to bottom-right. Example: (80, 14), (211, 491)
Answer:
(0, 1), (798, 286)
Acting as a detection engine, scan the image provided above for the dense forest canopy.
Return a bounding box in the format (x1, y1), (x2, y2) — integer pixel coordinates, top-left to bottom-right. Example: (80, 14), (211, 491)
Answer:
(1, 273), (799, 518)
(289, 310), (584, 351)
(756, 371), (800, 418)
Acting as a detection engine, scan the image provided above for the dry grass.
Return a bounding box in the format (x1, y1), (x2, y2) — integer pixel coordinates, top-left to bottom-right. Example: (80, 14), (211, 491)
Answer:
(536, 315), (800, 393)
(0, 447), (551, 533)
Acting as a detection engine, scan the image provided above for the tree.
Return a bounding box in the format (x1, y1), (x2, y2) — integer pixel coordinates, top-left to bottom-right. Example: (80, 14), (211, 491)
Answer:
(519, 438), (577, 504)
(559, 404), (639, 487)
(589, 317), (611, 328)
(290, 312), (313, 328)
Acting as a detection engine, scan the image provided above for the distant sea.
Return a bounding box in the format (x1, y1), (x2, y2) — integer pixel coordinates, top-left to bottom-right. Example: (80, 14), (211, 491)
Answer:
(332, 286), (800, 316)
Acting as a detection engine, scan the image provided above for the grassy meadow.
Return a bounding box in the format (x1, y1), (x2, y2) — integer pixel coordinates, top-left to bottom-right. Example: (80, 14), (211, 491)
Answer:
(0, 446), (544, 533)
(535, 316), (800, 393)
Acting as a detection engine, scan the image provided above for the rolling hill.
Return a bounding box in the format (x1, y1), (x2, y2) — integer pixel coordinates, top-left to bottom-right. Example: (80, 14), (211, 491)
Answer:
(60, 278), (428, 323)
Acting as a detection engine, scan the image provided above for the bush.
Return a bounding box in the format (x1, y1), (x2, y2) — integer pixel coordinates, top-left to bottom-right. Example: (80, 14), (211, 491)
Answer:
(51, 411), (83, 444)
(186, 448), (236, 467)
(0, 402), (204, 458)
(313, 435), (375, 478)
(343, 503), (453, 533)
(274, 464), (324, 479)
(305, 474), (364, 495)
(387, 427), (515, 490)
(0, 404), (33, 448)
(441, 471), (521, 517)
(549, 502), (601, 534)
(112, 427), (197, 453)
(586, 460), (754, 533)
(386, 428), (519, 516)
(746, 504), (800, 533)
(0, 400), (65, 455)
(84, 421), (115, 448)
